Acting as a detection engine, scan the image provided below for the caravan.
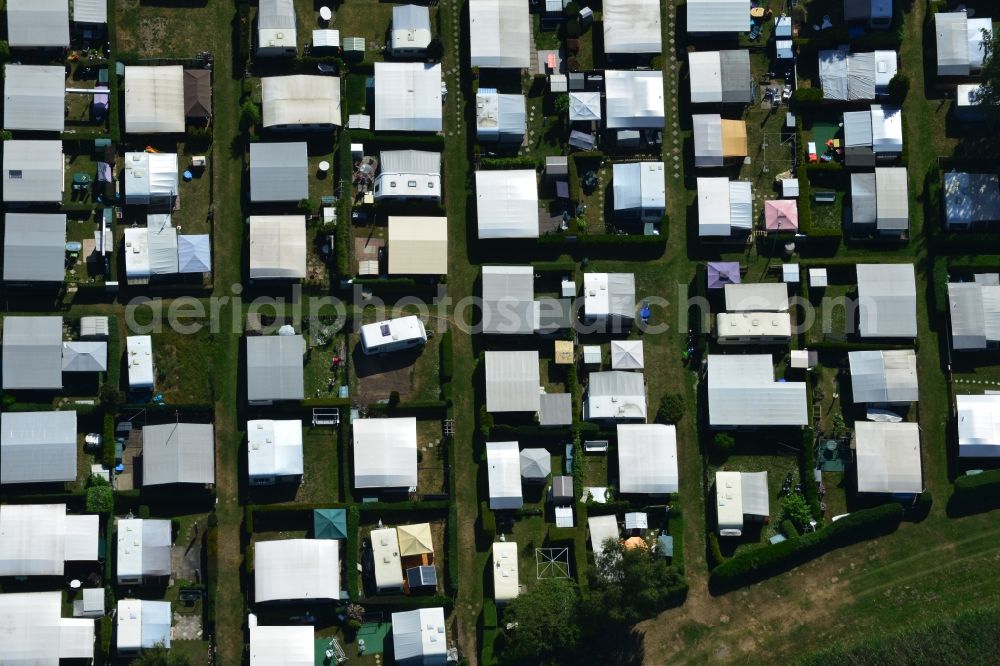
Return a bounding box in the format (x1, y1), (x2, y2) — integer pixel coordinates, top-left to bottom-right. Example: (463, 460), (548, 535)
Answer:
(360, 316), (428, 355)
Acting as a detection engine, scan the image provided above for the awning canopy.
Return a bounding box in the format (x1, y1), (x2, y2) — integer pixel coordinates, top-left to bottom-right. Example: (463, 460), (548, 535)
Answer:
(707, 261), (741, 288)
(313, 509), (348, 540)
(764, 199), (798, 231)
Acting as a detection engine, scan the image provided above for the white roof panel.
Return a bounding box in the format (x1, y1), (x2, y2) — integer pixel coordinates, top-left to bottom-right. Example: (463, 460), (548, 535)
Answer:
(374, 62), (442, 132)
(352, 418), (418, 488)
(856, 263), (917, 338)
(3, 140), (63, 203)
(262, 75), (342, 128)
(3, 65), (65, 132)
(855, 422), (922, 494)
(0, 410), (76, 484)
(392, 608), (447, 664)
(247, 419), (304, 478)
(485, 351), (541, 413)
(124, 66), (185, 133)
(249, 216), (307, 280)
(469, 0), (530, 68)
(707, 354), (808, 426)
(0, 504), (98, 576)
(687, 0), (749, 33)
(618, 424), (678, 494)
(848, 350), (919, 404)
(605, 70), (664, 129)
(697, 177), (731, 236)
(476, 170), (539, 239)
(250, 624), (314, 666)
(2, 316), (63, 390)
(3, 213), (66, 282)
(604, 0), (661, 54)
(957, 394), (1000, 458)
(724, 283), (789, 312)
(487, 441), (523, 509)
(7, 0), (69, 47)
(492, 541), (519, 603)
(689, 51), (723, 103)
(588, 514), (620, 557)
(255, 539), (340, 602)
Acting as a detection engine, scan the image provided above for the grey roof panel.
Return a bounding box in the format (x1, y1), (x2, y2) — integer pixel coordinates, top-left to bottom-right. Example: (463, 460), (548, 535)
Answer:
(3, 213), (66, 282)
(250, 142), (308, 202)
(719, 50), (752, 103)
(539, 393), (573, 426)
(2, 316), (63, 390)
(0, 410), (77, 484)
(851, 173), (877, 225)
(246, 335), (305, 402)
(141, 423), (215, 486)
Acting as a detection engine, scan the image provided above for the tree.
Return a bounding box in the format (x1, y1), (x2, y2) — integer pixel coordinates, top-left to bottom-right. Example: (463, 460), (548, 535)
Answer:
(554, 94), (570, 115)
(86, 481), (113, 515)
(499, 578), (581, 665)
(582, 540), (685, 628)
(713, 432), (736, 457)
(240, 100), (261, 129)
(99, 382), (125, 408)
(131, 643), (192, 665)
(782, 493), (813, 532)
(976, 28), (1000, 123)
(656, 393), (685, 424)
(791, 87), (823, 109)
(887, 73), (910, 104)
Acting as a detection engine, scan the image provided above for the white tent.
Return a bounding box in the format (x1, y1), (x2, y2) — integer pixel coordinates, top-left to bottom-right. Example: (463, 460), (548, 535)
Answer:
(948, 279), (1000, 351)
(957, 394), (1000, 458)
(870, 105), (903, 155)
(3, 65), (65, 132)
(7, 0), (69, 48)
(476, 170), (539, 239)
(469, 0), (530, 69)
(486, 441), (523, 509)
(247, 419), (304, 482)
(177, 234), (212, 274)
(687, 0), (749, 33)
(389, 217), (448, 275)
(604, 0), (661, 54)
(249, 216), (307, 280)
(0, 504), (98, 576)
(255, 539), (340, 602)
(485, 351), (541, 413)
(588, 514), (620, 557)
(116, 599), (171, 653)
(605, 70), (665, 129)
(724, 283), (789, 312)
(855, 422), (923, 494)
(124, 66), (185, 133)
(707, 354), (808, 426)
(569, 92), (602, 122)
(374, 62), (442, 132)
(249, 624), (314, 666)
(1, 410), (77, 485)
(848, 350), (918, 404)
(123, 152), (179, 205)
(116, 518), (171, 583)
(2, 140), (63, 203)
(391, 608), (448, 666)
(856, 263), (917, 338)
(492, 541), (519, 604)
(610, 340), (644, 370)
(262, 75), (342, 128)
(352, 418), (418, 489)
(0, 591), (94, 663)
(618, 424), (678, 494)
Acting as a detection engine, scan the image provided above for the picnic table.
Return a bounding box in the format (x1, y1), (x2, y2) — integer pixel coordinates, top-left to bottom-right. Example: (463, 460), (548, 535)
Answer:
(72, 173), (92, 191)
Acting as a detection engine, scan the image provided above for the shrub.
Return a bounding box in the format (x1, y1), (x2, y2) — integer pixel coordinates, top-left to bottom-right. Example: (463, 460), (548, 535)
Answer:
(887, 73), (910, 103)
(792, 87), (824, 109)
(480, 501), (496, 538)
(656, 393), (685, 424)
(86, 484), (114, 514)
(566, 55), (580, 70)
(240, 100), (261, 129)
(782, 493), (813, 532)
(99, 383), (124, 408)
(0, 42), (10, 64)
(554, 94), (570, 115)
(297, 198), (316, 214)
(388, 390), (401, 408)
(780, 519), (800, 538)
(713, 433), (736, 457)
(708, 532), (726, 568)
(138, 505), (151, 519)
(563, 1), (581, 18)
(952, 469), (1000, 509)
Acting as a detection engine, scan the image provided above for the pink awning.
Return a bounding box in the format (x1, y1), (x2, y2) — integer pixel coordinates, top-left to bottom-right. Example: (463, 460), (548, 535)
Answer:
(764, 199), (798, 231)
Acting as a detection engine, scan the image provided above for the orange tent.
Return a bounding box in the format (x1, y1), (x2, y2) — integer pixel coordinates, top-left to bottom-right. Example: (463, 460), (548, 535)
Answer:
(622, 536), (648, 551)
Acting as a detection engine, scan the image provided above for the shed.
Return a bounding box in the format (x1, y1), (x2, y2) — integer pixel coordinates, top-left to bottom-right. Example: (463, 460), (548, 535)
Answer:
(374, 62), (442, 132)
(250, 142), (308, 203)
(848, 350), (919, 404)
(476, 89), (527, 142)
(689, 51), (752, 104)
(855, 422), (922, 494)
(257, 0), (297, 56)
(183, 69), (212, 120)
(476, 170), (539, 239)
(0, 504), (99, 576)
(856, 263), (917, 338)
(352, 417), (418, 489)
(391, 4), (432, 55)
(249, 216), (307, 280)
(3, 65), (65, 132)
(375, 150), (442, 202)
(843, 110), (875, 167)
(487, 441), (524, 509)
(0, 592), (94, 663)
(482, 265), (534, 334)
(248, 419), (304, 484)
(313, 29), (340, 50)
(873, 167), (908, 232)
(469, 0), (530, 69)
(116, 599), (171, 653)
(957, 394), (1000, 457)
(249, 625), (314, 666)
(618, 424), (678, 494)
(1, 411), (77, 485)
(583, 273), (636, 323)
(142, 423), (215, 486)
(610, 340), (644, 370)
(583, 371), (647, 421)
(687, 0), (750, 34)
(262, 75), (342, 129)
(519, 448), (551, 482)
(7, 0), (69, 47)
(871, 105), (903, 156)
(62, 341), (108, 372)
(2, 316), (63, 390)
(948, 279), (1000, 351)
(313, 508), (348, 540)
(80, 316), (109, 339)
(388, 216), (448, 275)
(707, 354), (808, 427)
(246, 335), (305, 403)
(851, 172), (877, 225)
(391, 607), (447, 666)
(406, 565), (437, 590)
(539, 393), (573, 426)
(603, 0), (661, 54)
(254, 539), (340, 602)
(123, 152), (179, 205)
(124, 66), (185, 133)
(2, 140), (63, 203)
(116, 518), (171, 584)
(550, 475), (573, 503)
(944, 172), (1000, 229)
(492, 542), (519, 605)
(605, 70), (665, 129)
(612, 162), (665, 220)
(3, 213), (66, 283)
(126, 335), (154, 391)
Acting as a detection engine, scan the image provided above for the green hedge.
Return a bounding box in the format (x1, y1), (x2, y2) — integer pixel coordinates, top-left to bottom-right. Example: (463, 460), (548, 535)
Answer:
(347, 131), (445, 151)
(365, 400), (449, 418)
(799, 427), (823, 521)
(536, 233), (667, 254)
(102, 412), (116, 467)
(952, 469), (1000, 508)
(709, 503), (904, 592)
(480, 501), (496, 540)
(479, 156), (541, 169)
(361, 594), (455, 611)
(708, 532), (726, 568)
(346, 506), (360, 599)
(205, 515), (219, 633)
(338, 423), (351, 502)
(439, 330), (454, 382)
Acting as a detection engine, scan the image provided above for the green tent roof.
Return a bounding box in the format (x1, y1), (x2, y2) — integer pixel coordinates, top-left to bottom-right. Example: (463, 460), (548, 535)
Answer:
(313, 508), (348, 540)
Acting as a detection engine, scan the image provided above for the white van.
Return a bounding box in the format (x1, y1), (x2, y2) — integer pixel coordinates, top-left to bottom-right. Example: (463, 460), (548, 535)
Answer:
(360, 315), (428, 355)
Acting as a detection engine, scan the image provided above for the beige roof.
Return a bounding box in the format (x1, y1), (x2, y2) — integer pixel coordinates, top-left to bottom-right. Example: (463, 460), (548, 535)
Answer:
(721, 119), (748, 157)
(388, 216), (447, 275)
(396, 523), (434, 557)
(248, 216), (307, 280)
(124, 66), (185, 133)
(262, 75), (342, 128)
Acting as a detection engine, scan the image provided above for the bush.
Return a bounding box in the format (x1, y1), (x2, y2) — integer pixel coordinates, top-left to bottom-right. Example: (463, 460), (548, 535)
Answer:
(99, 383), (124, 408)
(0, 41), (10, 64)
(713, 433), (736, 457)
(240, 100), (261, 129)
(388, 391), (401, 408)
(782, 493), (813, 532)
(799, 427), (823, 521)
(554, 94), (570, 115)
(138, 505), (151, 519)
(887, 73), (910, 103)
(439, 330), (453, 381)
(86, 484), (114, 514)
(952, 469), (1000, 510)
(563, 1), (581, 18)
(710, 503), (904, 591)
(792, 87), (824, 109)
(566, 38), (580, 56)
(656, 393), (685, 424)
(780, 519), (800, 538)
